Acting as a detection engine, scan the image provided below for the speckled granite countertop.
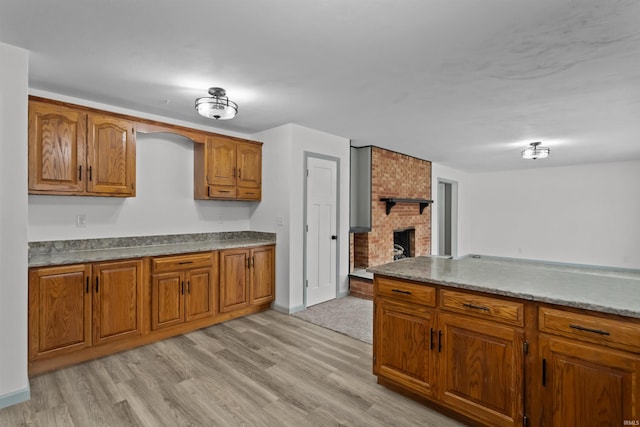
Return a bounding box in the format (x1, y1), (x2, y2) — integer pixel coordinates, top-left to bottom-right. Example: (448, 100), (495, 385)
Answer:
(367, 256), (640, 319)
(29, 231), (276, 267)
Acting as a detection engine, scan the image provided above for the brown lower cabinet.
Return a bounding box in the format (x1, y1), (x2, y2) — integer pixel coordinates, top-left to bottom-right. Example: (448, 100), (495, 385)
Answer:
(373, 275), (640, 427)
(220, 245), (275, 313)
(28, 245), (275, 375)
(151, 252), (218, 330)
(29, 259), (143, 360)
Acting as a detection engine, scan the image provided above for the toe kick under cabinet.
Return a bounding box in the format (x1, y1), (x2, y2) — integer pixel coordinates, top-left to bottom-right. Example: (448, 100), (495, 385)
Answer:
(373, 275), (640, 427)
(28, 244), (275, 376)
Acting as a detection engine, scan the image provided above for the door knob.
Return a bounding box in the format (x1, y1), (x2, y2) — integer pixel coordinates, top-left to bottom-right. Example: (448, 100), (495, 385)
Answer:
(331, 235), (337, 240)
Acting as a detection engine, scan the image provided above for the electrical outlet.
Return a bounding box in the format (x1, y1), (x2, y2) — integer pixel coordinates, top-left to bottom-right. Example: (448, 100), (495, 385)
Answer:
(276, 216), (284, 226)
(76, 214), (87, 228)
(218, 214), (224, 224)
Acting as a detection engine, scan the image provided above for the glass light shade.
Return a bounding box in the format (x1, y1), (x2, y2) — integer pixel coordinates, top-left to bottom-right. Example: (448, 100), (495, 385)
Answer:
(521, 142), (550, 160)
(195, 88), (238, 120)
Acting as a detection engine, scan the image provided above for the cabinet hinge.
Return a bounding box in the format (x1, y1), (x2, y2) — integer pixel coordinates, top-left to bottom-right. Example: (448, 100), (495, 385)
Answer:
(523, 415), (528, 427)
(523, 341), (529, 355)
(306, 224), (309, 232)
(306, 169), (309, 177)
(373, 355), (376, 364)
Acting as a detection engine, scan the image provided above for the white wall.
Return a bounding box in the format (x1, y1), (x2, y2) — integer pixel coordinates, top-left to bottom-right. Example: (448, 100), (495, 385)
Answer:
(467, 161), (640, 268)
(249, 124), (293, 311)
(251, 124), (350, 313)
(431, 163), (472, 258)
(28, 91), (254, 241)
(0, 42), (30, 408)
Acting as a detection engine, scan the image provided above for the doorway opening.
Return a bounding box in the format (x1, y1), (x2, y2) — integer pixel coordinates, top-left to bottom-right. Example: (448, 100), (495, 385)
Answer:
(437, 179), (458, 257)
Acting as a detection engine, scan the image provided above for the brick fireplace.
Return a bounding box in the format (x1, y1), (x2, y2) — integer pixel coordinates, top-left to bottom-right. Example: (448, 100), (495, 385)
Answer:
(349, 147), (431, 298)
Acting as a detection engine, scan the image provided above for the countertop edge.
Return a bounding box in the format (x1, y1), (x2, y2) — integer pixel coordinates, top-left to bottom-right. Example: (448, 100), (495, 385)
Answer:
(368, 258), (640, 319)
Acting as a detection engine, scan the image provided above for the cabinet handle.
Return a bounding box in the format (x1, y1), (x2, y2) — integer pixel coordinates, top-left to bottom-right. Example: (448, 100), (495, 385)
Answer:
(88, 166), (93, 181)
(79, 165), (83, 181)
(238, 168), (241, 179)
(542, 358), (547, 386)
(232, 168), (236, 178)
(430, 328), (435, 350)
(438, 330), (443, 352)
(251, 256), (255, 268)
(391, 289), (411, 295)
(181, 281), (184, 295)
(463, 303), (490, 311)
(95, 276), (99, 293)
(86, 276), (89, 293)
(219, 190), (231, 193)
(177, 261), (193, 265)
(246, 258), (250, 269)
(569, 324), (610, 336)
(187, 280), (191, 294)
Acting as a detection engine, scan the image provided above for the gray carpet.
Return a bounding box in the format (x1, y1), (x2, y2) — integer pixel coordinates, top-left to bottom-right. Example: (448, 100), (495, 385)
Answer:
(292, 296), (373, 344)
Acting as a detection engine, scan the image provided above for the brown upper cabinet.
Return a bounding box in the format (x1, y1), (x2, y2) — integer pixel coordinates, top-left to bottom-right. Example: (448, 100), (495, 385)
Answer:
(194, 135), (262, 201)
(28, 100), (136, 197)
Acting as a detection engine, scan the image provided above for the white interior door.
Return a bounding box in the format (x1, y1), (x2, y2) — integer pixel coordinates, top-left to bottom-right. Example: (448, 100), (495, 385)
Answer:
(305, 156), (338, 307)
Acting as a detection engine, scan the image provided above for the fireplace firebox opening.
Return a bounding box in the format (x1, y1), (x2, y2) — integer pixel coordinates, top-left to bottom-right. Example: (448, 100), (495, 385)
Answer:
(393, 228), (415, 260)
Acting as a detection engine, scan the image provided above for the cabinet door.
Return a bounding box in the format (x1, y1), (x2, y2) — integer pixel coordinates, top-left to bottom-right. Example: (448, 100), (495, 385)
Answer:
(374, 298), (436, 398)
(28, 101), (86, 193)
(250, 246), (275, 305)
(236, 141), (261, 189)
(438, 313), (523, 427)
(220, 249), (250, 313)
(86, 114), (136, 196)
(540, 335), (640, 426)
(205, 136), (237, 187)
(185, 267), (215, 322)
(152, 272), (185, 330)
(93, 260), (143, 344)
(28, 264), (92, 359)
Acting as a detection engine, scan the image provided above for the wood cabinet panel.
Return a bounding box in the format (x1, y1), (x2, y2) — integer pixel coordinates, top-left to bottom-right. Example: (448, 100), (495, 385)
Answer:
(92, 260), (143, 345)
(220, 249), (250, 313)
(440, 289), (524, 326)
(539, 307), (640, 353)
(375, 276), (436, 307)
(28, 264), (92, 359)
(206, 136), (236, 187)
(87, 115), (136, 196)
(438, 313), (523, 427)
(250, 245), (275, 305)
(185, 268), (216, 322)
(236, 141), (261, 189)
(151, 272), (184, 330)
(28, 101), (86, 193)
(540, 335), (640, 426)
(375, 299), (436, 398)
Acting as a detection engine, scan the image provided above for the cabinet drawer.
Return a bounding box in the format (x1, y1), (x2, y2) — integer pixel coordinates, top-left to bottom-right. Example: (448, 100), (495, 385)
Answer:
(152, 252), (214, 273)
(539, 307), (640, 353)
(375, 277), (436, 307)
(237, 187), (261, 200)
(440, 289), (524, 326)
(208, 186), (236, 199)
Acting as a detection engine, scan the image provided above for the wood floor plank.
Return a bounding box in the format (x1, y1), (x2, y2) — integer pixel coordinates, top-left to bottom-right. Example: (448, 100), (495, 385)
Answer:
(0, 310), (465, 426)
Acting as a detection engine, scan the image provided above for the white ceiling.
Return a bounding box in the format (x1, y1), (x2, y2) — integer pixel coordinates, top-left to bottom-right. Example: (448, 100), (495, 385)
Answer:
(1, 0), (639, 172)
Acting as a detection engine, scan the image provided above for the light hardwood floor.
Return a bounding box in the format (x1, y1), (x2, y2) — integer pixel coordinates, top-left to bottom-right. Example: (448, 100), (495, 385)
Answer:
(0, 310), (465, 426)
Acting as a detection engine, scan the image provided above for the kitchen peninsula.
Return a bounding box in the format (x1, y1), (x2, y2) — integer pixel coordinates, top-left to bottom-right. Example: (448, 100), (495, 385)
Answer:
(368, 255), (640, 427)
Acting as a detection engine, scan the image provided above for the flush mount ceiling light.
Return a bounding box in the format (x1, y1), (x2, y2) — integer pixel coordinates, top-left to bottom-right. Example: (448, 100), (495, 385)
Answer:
(521, 142), (550, 160)
(195, 87), (238, 120)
